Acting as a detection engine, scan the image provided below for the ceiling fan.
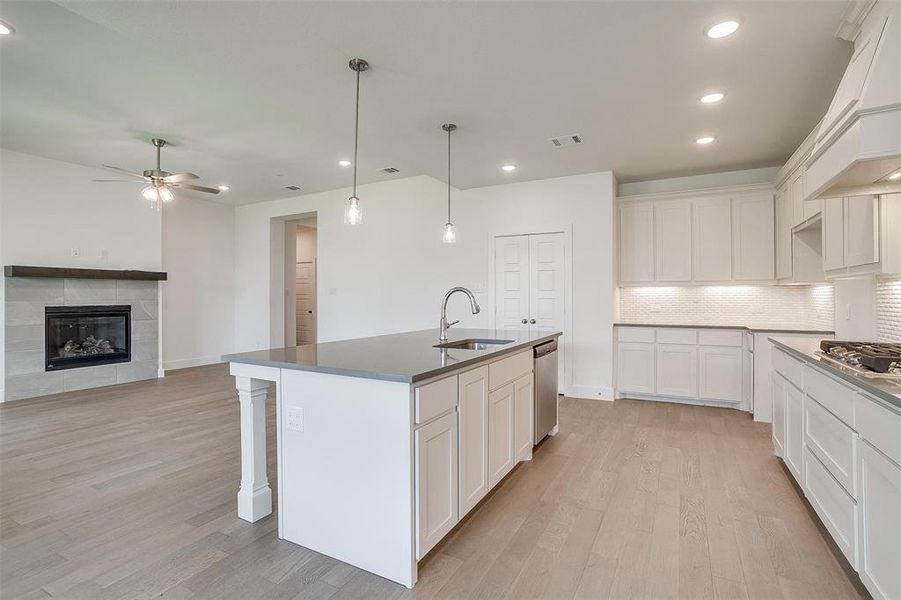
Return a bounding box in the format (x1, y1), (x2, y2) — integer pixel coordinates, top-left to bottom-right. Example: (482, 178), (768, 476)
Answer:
(94, 138), (219, 208)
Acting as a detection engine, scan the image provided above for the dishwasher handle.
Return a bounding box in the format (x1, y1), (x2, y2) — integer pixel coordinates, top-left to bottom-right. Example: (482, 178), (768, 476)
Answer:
(534, 339), (557, 358)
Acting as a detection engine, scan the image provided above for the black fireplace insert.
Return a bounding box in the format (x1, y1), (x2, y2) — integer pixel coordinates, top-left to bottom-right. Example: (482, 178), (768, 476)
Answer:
(45, 305), (131, 371)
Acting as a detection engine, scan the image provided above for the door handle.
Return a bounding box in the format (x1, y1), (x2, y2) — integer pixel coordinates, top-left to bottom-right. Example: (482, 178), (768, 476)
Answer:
(521, 319), (528, 324)
(307, 310), (313, 314)
(529, 319), (536, 324)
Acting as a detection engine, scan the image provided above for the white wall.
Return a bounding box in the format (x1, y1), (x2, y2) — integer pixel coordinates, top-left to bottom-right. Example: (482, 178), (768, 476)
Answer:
(161, 196), (235, 370)
(234, 172), (617, 399)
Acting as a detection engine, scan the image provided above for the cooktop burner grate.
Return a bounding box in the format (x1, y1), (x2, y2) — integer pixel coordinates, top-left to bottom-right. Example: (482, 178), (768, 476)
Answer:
(819, 341), (901, 374)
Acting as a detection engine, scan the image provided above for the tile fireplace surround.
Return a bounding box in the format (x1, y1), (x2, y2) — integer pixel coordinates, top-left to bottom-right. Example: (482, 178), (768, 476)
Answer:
(4, 277), (161, 401)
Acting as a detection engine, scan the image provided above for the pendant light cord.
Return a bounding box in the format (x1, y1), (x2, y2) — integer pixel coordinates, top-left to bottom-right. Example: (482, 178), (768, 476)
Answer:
(447, 127), (452, 223)
(352, 67), (360, 197)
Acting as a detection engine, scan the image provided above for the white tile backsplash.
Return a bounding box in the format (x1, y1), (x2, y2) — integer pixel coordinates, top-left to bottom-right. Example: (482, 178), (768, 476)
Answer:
(619, 284), (835, 331)
(876, 277), (901, 341)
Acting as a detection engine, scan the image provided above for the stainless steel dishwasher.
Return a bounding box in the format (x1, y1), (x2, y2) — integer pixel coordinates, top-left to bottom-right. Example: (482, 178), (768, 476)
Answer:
(533, 339), (558, 444)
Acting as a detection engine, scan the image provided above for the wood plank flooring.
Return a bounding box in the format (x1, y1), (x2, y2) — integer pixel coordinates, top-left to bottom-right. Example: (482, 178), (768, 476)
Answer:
(0, 364), (862, 599)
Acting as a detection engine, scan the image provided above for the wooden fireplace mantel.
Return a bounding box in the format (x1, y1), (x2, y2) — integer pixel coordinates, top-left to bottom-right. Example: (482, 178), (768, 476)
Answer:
(4, 265), (167, 281)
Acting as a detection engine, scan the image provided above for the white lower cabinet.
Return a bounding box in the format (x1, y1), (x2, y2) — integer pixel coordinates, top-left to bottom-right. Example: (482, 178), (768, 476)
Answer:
(458, 366), (489, 516)
(415, 411), (458, 559)
(488, 383), (515, 488)
(655, 344), (697, 398)
(772, 374), (786, 458)
(698, 345), (743, 403)
(513, 373), (533, 461)
(804, 447), (858, 568)
(617, 342), (655, 395)
(784, 381), (804, 482)
(857, 440), (901, 600)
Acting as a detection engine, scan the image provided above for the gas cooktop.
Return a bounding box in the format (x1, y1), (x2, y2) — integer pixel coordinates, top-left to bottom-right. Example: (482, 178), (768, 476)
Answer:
(816, 341), (901, 378)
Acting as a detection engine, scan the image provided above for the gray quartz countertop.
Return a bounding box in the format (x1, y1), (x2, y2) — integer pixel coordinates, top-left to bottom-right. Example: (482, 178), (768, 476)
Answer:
(615, 322), (835, 335)
(223, 328), (561, 384)
(768, 337), (901, 409)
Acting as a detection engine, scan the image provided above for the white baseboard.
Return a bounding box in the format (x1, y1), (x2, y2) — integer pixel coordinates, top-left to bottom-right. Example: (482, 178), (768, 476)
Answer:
(566, 385), (615, 401)
(163, 355), (224, 372)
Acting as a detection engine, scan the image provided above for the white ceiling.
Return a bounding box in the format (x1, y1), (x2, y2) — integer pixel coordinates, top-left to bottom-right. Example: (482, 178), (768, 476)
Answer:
(0, 1), (851, 205)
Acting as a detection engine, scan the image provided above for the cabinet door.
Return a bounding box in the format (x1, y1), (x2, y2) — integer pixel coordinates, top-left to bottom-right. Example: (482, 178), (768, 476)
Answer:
(822, 196), (845, 271)
(698, 346), (743, 402)
(772, 375), (786, 458)
(844, 195), (879, 268)
(654, 199), (692, 281)
(655, 344), (697, 398)
(617, 342), (655, 395)
(732, 194), (775, 280)
(743, 349), (753, 409)
(784, 382), (804, 482)
(790, 169), (805, 227)
(692, 197), (732, 281)
(495, 235), (530, 330)
(513, 373), (534, 461)
(458, 366), (489, 516)
(619, 203), (655, 283)
(857, 440), (901, 600)
(775, 187), (793, 279)
(415, 411), (459, 559)
(488, 383), (515, 488)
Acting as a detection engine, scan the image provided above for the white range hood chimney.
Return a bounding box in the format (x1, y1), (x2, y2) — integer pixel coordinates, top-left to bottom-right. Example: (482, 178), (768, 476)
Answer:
(805, 0), (901, 200)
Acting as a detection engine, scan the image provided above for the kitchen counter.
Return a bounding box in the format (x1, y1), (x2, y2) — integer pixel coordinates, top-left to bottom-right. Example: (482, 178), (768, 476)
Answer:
(768, 337), (901, 409)
(224, 328), (560, 383)
(615, 322), (835, 335)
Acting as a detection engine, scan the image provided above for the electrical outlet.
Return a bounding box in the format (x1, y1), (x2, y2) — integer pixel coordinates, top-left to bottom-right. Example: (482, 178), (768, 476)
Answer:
(286, 407), (304, 432)
(71, 247), (81, 258)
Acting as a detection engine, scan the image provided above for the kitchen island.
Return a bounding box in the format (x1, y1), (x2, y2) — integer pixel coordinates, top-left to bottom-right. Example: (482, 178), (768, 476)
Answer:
(223, 328), (561, 588)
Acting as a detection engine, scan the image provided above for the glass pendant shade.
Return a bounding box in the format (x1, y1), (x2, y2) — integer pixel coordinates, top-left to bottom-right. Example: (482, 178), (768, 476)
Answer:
(344, 196), (363, 225)
(443, 222), (456, 244)
(141, 184), (173, 210)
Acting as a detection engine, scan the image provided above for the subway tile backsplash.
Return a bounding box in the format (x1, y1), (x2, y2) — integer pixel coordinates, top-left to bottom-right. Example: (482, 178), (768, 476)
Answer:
(619, 284), (835, 331)
(876, 277), (901, 341)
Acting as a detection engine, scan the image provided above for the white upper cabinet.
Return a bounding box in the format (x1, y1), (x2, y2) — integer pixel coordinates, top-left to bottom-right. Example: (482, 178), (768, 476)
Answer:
(775, 186), (793, 280)
(790, 169), (806, 227)
(844, 195), (879, 268)
(654, 199), (692, 282)
(692, 197), (733, 281)
(619, 203), (655, 283)
(822, 194), (901, 278)
(732, 193), (775, 281)
(823, 196), (846, 271)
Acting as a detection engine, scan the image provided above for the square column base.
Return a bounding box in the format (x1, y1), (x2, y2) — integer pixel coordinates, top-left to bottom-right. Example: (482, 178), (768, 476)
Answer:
(237, 485), (272, 522)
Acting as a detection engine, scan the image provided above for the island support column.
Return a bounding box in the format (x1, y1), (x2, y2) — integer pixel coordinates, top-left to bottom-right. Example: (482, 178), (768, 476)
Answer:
(234, 374), (273, 522)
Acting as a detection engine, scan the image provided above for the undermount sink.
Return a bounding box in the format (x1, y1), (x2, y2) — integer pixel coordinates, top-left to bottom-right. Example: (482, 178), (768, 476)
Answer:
(434, 338), (514, 350)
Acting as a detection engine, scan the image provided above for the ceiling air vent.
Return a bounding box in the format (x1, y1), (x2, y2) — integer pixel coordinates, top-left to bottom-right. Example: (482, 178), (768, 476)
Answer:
(284, 185), (301, 191)
(549, 134), (583, 148)
(381, 167), (399, 174)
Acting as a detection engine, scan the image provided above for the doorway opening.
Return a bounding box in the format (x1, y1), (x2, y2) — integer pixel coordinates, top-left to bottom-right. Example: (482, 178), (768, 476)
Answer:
(284, 216), (318, 346)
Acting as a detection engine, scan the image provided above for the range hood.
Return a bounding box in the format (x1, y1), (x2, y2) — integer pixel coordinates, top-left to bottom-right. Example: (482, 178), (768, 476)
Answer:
(805, 0), (901, 200)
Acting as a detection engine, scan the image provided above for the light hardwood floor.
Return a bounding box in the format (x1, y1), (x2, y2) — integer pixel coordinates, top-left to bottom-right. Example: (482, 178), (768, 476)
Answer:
(0, 364), (862, 600)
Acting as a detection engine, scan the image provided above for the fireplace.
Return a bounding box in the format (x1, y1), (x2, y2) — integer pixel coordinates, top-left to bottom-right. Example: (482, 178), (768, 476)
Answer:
(45, 305), (131, 371)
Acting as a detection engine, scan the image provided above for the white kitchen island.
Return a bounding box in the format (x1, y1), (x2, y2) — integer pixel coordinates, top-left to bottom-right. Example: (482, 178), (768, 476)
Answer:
(223, 328), (560, 588)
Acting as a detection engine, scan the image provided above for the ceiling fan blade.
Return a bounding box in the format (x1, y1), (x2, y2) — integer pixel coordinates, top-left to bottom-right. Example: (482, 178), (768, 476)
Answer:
(102, 165), (147, 180)
(171, 183), (220, 194)
(162, 172), (199, 183)
(92, 179), (142, 183)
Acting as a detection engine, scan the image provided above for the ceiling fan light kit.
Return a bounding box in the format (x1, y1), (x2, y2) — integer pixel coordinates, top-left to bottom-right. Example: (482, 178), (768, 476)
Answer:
(96, 137), (219, 209)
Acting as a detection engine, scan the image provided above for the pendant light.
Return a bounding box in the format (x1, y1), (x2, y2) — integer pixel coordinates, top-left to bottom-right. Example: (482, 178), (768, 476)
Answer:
(442, 123), (457, 243)
(344, 58), (369, 225)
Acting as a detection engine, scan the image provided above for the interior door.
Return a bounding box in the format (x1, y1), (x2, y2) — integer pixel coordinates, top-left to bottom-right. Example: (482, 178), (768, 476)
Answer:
(528, 233), (565, 334)
(295, 260), (316, 345)
(494, 236), (530, 332)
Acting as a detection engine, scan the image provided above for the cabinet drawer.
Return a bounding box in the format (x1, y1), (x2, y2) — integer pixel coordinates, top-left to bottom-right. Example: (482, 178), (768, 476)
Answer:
(855, 394), (901, 467)
(656, 328), (696, 345)
(773, 348), (804, 390)
(415, 376), (458, 424)
(804, 447), (858, 569)
(617, 327), (655, 343)
(804, 365), (855, 427)
(489, 350), (532, 391)
(805, 396), (857, 498)
(698, 329), (743, 347)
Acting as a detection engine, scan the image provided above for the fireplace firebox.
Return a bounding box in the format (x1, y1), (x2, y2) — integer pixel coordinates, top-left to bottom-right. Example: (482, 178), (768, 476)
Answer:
(45, 305), (131, 371)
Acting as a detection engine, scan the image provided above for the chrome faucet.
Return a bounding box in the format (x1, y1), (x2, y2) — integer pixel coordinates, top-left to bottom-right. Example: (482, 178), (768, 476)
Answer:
(439, 286), (481, 342)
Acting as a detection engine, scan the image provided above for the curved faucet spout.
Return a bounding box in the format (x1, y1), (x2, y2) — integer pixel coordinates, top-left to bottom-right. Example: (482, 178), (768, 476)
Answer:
(439, 286), (481, 342)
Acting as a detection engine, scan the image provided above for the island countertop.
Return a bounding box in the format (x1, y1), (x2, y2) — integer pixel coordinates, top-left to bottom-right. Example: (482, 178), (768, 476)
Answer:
(223, 328), (561, 384)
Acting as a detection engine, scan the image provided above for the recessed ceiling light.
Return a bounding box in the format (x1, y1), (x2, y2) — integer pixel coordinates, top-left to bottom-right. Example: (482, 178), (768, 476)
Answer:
(700, 92), (725, 104)
(889, 172), (901, 181)
(0, 20), (14, 35)
(696, 136), (716, 145)
(706, 20), (740, 39)
(501, 164), (516, 172)
(338, 159), (352, 167)
(217, 185), (230, 191)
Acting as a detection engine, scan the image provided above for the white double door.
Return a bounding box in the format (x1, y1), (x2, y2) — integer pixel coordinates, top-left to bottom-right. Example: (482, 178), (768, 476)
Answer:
(494, 232), (565, 389)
